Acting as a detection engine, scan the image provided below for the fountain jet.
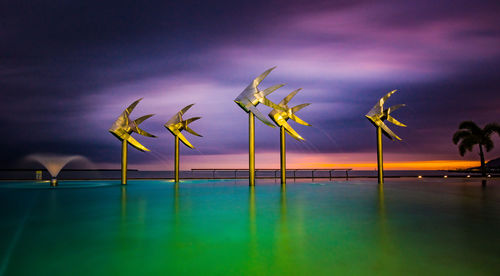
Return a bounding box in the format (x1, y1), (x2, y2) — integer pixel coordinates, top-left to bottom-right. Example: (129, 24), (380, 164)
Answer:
(26, 154), (87, 187)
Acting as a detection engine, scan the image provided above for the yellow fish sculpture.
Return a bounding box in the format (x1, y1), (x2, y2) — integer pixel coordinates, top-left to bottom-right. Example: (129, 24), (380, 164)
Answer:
(365, 89), (406, 140)
(234, 66), (286, 127)
(164, 103), (202, 148)
(109, 98), (156, 151)
(269, 88), (311, 140)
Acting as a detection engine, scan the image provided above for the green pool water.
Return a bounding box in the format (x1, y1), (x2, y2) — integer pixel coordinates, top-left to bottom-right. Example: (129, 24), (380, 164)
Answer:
(0, 178), (499, 275)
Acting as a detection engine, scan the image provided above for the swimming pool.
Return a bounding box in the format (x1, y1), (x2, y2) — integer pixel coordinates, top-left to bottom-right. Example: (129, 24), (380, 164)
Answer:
(0, 178), (498, 275)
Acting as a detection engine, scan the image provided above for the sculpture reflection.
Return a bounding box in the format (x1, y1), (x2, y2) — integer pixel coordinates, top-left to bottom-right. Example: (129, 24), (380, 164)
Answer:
(365, 90), (406, 185)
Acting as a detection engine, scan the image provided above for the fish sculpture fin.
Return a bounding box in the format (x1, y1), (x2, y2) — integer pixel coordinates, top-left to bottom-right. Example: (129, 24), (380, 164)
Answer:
(126, 98), (143, 114)
(252, 66), (277, 87)
(248, 105), (275, 128)
(178, 132), (195, 149)
(124, 133), (150, 152)
(282, 121), (304, 140)
(280, 88), (302, 106)
(290, 113), (311, 126)
(380, 122), (401, 141)
(134, 114), (154, 125)
(291, 103), (310, 113)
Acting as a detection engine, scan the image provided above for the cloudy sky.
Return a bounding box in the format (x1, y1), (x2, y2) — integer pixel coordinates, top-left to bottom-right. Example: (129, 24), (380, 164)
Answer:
(1, 0), (500, 170)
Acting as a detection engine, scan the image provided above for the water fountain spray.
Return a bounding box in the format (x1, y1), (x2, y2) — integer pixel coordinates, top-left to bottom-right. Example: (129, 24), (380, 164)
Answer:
(26, 154), (86, 187)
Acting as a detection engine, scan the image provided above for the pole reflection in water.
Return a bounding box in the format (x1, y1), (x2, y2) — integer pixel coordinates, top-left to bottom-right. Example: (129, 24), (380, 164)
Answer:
(249, 185), (257, 250)
(280, 185), (287, 219)
(376, 185), (400, 273)
(117, 185), (148, 260)
(274, 185), (291, 270)
(247, 186), (269, 274)
(174, 182), (179, 215)
(121, 186), (127, 219)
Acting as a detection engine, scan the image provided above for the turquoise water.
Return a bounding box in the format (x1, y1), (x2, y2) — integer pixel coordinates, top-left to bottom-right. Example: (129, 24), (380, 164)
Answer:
(0, 178), (499, 275)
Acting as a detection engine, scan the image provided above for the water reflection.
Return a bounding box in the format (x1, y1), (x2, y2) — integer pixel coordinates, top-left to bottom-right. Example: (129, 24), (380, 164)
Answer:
(274, 185), (291, 271)
(174, 182), (179, 215)
(249, 186), (257, 258)
(121, 186), (127, 219)
(375, 185), (399, 272)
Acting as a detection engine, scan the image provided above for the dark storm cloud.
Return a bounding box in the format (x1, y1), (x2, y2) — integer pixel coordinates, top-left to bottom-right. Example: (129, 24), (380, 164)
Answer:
(1, 0), (500, 168)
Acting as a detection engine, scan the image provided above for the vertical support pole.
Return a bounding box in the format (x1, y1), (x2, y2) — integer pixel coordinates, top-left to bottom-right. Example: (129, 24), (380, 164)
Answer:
(249, 112), (255, 186)
(280, 125), (286, 186)
(376, 126), (384, 186)
(329, 170), (332, 180)
(175, 135), (180, 182)
(121, 139), (128, 185)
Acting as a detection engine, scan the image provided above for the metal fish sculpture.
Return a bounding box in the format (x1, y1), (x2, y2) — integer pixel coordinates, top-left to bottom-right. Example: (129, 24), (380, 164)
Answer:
(164, 103), (202, 149)
(234, 66), (286, 127)
(109, 98), (156, 152)
(269, 88), (311, 140)
(365, 90), (406, 141)
(365, 90), (407, 185)
(269, 88), (311, 186)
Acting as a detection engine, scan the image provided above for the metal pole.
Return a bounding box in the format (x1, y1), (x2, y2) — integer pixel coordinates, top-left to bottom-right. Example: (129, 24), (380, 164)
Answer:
(376, 126), (384, 186)
(175, 135), (180, 182)
(249, 112), (255, 186)
(121, 139), (128, 185)
(280, 125), (286, 186)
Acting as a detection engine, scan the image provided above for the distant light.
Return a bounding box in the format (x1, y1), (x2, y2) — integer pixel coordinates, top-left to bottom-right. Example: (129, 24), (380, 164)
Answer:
(443, 175), (448, 178)
(488, 174), (491, 178)
(467, 175), (471, 178)
(418, 175), (423, 178)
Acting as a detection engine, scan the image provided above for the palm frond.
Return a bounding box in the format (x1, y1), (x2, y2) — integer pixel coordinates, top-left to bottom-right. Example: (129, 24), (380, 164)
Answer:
(484, 123), (500, 137)
(484, 138), (494, 152)
(458, 121), (482, 135)
(458, 144), (468, 156)
(452, 130), (472, 144)
(458, 136), (476, 156)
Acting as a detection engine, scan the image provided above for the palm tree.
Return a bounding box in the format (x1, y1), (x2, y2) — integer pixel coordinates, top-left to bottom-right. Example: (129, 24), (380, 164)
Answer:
(452, 121), (500, 176)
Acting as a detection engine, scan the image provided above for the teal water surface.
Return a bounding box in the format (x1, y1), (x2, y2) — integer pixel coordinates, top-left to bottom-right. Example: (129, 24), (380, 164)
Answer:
(0, 178), (499, 275)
